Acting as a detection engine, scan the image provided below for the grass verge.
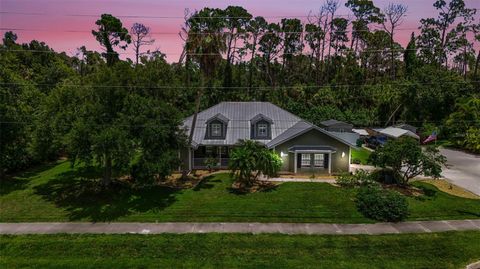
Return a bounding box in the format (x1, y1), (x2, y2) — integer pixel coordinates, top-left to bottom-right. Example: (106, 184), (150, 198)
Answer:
(1, 232), (479, 268)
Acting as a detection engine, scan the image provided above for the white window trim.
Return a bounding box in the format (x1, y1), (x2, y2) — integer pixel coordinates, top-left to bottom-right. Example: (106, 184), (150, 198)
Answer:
(301, 154), (311, 167)
(257, 123), (268, 137)
(211, 123), (222, 137)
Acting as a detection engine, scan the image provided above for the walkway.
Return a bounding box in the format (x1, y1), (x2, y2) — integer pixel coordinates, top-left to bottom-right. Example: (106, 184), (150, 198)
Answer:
(1, 220), (479, 235)
(261, 177), (335, 183)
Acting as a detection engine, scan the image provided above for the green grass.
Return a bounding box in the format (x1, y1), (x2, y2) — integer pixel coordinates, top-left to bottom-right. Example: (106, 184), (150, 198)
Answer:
(1, 160), (479, 223)
(351, 147), (372, 165)
(1, 232), (480, 268)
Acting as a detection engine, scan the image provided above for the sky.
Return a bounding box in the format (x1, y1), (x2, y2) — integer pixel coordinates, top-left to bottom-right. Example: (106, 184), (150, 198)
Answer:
(1, 0), (479, 62)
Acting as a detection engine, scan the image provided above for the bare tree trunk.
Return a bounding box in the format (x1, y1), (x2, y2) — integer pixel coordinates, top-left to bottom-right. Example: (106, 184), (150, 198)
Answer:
(390, 29), (395, 80)
(248, 40), (257, 99)
(474, 50), (480, 79)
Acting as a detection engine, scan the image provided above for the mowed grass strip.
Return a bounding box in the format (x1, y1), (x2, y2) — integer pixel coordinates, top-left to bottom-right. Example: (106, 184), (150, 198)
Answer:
(0, 161), (479, 222)
(1, 232), (480, 268)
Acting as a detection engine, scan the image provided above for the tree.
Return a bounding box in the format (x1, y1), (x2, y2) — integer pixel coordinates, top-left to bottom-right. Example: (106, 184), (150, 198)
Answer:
(258, 23), (282, 88)
(381, 3), (408, 79)
(280, 18), (304, 72)
(183, 8), (227, 175)
(92, 14), (131, 66)
(418, 0), (476, 67)
(229, 140), (282, 187)
(223, 6), (252, 88)
(305, 23), (325, 83)
(330, 18), (349, 57)
(445, 96), (480, 149)
(246, 16), (267, 96)
(130, 23), (155, 65)
(345, 0), (384, 54)
(474, 24), (480, 79)
(59, 63), (184, 186)
(2, 31), (17, 48)
(403, 32), (417, 77)
(370, 138), (446, 185)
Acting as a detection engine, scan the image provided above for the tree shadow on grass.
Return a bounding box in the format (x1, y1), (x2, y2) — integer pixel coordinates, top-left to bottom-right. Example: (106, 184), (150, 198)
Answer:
(456, 210), (480, 218)
(33, 166), (179, 222)
(1, 162), (59, 196)
(0, 178), (29, 195)
(193, 175), (221, 191)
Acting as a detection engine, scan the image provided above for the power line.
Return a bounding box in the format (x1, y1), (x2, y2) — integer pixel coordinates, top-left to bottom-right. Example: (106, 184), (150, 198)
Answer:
(0, 81), (478, 90)
(0, 11), (356, 19)
(2, 121), (479, 127)
(0, 27), (422, 35)
(0, 47), (440, 56)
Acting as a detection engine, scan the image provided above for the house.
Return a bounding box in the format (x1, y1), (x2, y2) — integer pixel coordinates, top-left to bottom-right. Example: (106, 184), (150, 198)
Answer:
(373, 127), (420, 140)
(319, 119), (354, 133)
(180, 102), (358, 174)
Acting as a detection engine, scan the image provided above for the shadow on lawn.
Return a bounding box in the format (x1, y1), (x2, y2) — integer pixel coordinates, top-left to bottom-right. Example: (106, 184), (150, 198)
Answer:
(1, 162), (59, 196)
(34, 166), (179, 222)
(193, 175), (220, 191)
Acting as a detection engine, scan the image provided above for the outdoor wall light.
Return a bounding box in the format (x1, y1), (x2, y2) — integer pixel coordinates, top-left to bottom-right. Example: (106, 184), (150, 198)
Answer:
(342, 152), (345, 158)
(280, 152), (287, 157)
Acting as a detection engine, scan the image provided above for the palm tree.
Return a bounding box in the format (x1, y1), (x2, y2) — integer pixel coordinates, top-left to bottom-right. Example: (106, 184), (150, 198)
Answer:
(182, 8), (227, 176)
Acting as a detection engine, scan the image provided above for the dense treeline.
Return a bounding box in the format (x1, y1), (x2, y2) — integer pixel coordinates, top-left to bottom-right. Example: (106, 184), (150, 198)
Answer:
(1, 0), (479, 180)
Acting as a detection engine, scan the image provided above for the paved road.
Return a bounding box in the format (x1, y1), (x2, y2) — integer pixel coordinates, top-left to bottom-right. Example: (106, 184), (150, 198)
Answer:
(440, 148), (480, 196)
(1, 220), (479, 235)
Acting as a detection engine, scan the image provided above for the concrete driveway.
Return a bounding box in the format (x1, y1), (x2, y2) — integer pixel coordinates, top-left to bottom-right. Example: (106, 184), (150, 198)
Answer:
(440, 148), (480, 196)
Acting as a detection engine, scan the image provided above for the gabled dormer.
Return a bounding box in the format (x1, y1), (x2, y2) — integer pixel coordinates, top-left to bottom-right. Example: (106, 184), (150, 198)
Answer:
(250, 114), (272, 140)
(205, 113), (229, 139)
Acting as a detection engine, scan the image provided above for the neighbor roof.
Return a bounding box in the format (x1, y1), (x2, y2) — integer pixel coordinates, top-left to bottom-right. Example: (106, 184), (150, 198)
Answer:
(377, 127), (420, 139)
(182, 102), (358, 148)
(320, 119), (351, 127)
(352, 128), (369, 136)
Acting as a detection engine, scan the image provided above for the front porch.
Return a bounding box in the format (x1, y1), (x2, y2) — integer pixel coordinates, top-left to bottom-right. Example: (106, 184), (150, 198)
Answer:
(288, 146), (336, 175)
(190, 146), (231, 170)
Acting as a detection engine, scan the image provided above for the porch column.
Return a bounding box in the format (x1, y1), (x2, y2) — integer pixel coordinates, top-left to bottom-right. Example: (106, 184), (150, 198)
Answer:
(348, 147), (352, 172)
(188, 148), (192, 171)
(294, 152), (297, 174)
(218, 146), (221, 167)
(328, 152), (332, 174)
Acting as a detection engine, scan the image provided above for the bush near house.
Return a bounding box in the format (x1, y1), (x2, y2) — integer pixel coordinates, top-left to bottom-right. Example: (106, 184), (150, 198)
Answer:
(229, 140), (282, 188)
(336, 170), (379, 188)
(356, 186), (409, 222)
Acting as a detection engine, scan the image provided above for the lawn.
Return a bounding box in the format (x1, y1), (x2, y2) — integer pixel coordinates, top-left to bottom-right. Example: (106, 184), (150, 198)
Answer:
(351, 147), (372, 165)
(0, 160), (479, 223)
(1, 232), (480, 268)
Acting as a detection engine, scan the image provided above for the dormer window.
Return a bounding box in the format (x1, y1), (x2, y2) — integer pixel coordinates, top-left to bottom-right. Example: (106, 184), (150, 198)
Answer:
(205, 113), (229, 139)
(250, 114), (272, 140)
(211, 122), (222, 137)
(257, 123), (268, 137)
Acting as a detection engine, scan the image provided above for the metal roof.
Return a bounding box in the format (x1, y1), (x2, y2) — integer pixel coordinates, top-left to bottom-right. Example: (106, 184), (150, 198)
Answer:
(288, 145), (337, 152)
(182, 102), (358, 148)
(320, 119), (352, 127)
(352, 128), (369, 136)
(378, 127), (420, 139)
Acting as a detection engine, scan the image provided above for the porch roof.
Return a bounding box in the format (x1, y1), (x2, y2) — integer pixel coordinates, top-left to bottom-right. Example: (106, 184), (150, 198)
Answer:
(288, 145), (337, 153)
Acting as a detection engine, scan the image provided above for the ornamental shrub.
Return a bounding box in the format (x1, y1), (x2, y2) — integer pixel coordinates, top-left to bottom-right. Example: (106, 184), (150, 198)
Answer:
(356, 186), (409, 222)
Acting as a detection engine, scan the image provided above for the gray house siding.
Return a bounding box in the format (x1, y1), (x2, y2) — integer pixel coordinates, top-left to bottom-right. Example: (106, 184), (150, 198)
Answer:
(274, 129), (351, 173)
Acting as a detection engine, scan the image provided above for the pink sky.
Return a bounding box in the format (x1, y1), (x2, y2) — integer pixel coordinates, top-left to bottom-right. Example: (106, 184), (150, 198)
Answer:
(1, 0), (479, 62)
